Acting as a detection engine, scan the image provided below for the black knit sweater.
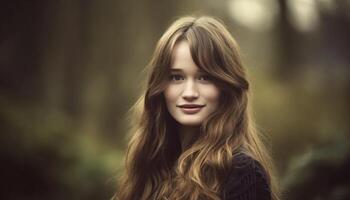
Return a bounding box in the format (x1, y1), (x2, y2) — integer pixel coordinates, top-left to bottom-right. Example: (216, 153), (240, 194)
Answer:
(221, 154), (272, 200)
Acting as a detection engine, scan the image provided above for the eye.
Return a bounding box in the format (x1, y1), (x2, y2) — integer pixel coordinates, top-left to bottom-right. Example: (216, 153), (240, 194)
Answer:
(169, 74), (184, 81)
(198, 75), (212, 82)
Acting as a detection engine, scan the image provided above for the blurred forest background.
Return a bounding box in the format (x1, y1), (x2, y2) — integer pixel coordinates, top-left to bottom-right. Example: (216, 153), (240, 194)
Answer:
(1, 0), (349, 199)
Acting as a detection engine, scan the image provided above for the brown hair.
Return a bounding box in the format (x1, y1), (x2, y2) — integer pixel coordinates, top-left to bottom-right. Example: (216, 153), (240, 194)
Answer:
(115, 16), (280, 200)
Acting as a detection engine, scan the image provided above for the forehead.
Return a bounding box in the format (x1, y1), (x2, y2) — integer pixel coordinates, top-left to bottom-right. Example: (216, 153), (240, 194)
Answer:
(171, 40), (202, 73)
(172, 41), (192, 64)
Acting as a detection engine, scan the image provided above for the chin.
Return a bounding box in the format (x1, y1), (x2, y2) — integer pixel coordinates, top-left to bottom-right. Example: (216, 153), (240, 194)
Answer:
(176, 117), (203, 126)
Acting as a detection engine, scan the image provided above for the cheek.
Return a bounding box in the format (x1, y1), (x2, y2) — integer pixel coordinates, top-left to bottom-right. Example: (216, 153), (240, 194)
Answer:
(202, 86), (220, 104)
(164, 85), (180, 104)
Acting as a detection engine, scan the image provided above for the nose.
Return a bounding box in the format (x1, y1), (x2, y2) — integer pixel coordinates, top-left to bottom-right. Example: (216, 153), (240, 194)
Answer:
(182, 79), (199, 101)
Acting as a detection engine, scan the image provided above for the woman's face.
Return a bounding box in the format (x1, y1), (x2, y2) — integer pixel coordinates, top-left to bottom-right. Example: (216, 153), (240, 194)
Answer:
(164, 40), (220, 126)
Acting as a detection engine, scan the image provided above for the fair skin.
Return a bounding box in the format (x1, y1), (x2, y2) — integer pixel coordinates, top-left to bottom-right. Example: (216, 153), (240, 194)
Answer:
(163, 40), (220, 150)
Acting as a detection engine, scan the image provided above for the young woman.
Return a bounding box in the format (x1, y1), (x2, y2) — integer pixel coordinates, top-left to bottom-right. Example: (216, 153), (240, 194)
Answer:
(115, 16), (280, 200)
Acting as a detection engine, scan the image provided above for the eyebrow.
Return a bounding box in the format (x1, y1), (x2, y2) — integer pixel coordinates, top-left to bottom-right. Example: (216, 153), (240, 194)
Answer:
(169, 68), (206, 73)
(170, 68), (183, 72)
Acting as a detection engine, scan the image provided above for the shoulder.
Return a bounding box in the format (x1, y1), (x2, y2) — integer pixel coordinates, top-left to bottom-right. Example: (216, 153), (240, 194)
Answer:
(221, 153), (271, 200)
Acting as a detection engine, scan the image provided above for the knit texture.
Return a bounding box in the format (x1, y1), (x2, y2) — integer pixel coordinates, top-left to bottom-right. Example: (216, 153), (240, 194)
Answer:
(221, 154), (271, 200)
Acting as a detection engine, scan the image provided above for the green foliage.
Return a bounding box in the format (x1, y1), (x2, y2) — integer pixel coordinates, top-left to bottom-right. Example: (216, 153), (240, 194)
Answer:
(0, 101), (123, 200)
(282, 135), (350, 200)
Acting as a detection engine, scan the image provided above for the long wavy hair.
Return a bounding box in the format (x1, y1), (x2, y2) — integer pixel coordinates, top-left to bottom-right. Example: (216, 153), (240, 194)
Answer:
(115, 16), (280, 200)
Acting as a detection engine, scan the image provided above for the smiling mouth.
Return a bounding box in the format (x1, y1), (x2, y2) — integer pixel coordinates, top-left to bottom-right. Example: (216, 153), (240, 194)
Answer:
(176, 104), (205, 114)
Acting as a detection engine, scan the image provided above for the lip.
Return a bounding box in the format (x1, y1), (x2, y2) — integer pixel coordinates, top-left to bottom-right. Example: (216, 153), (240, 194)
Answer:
(176, 104), (205, 114)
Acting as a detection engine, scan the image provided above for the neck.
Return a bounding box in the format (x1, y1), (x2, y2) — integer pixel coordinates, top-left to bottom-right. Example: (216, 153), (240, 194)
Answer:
(178, 125), (200, 151)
